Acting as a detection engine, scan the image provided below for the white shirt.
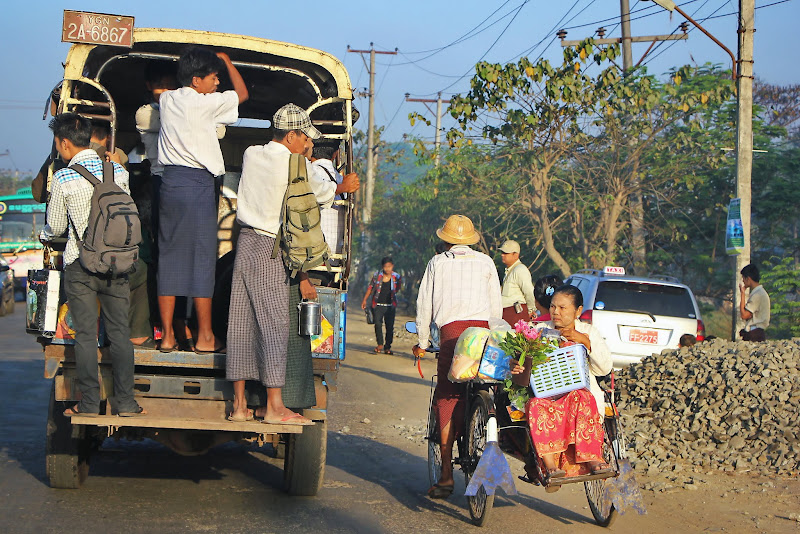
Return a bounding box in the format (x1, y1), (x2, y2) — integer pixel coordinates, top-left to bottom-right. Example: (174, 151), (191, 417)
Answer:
(415, 245), (502, 349)
(237, 142), (334, 235)
(501, 259), (536, 309)
(535, 319), (613, 418)
(136, 103), (163, 176)
(311, 159), (344, 253)
(157, 87), (239, 176)
(41, 150), (129, 265)
(745, 284), (771, 330)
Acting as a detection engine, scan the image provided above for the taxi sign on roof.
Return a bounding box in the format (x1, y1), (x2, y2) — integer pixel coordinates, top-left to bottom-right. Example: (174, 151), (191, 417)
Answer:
(603, 266), (625, 275)
(62, 10), (134, 48)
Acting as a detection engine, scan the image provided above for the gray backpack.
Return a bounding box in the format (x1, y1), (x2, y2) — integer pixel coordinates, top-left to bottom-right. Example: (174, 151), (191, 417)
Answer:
(271, 153), (330, 277)
(70, 162), (141, 276)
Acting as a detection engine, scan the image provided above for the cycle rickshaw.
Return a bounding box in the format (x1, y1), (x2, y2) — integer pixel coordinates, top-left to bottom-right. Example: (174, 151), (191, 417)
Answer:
(408, 322), (630, 527)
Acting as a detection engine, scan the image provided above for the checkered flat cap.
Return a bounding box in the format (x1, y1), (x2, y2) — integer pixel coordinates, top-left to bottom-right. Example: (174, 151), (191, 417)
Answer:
(273, 103), (322, 139)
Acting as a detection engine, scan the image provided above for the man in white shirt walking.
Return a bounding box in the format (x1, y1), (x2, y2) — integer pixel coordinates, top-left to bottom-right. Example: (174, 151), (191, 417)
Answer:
(739, 264), (771, 342)
(412, 214), (502, 499)
(498, 239), (536, 325)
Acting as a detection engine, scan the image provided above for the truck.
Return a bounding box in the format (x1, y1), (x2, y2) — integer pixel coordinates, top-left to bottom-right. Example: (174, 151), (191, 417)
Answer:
(35, 12), (356, 495)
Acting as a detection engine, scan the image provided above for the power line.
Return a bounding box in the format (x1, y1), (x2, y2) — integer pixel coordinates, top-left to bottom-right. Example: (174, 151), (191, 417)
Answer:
(388, 0), (516, 59)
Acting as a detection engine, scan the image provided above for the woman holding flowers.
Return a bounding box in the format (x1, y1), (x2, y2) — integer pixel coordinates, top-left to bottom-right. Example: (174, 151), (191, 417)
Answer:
(510, 284), (613, 482)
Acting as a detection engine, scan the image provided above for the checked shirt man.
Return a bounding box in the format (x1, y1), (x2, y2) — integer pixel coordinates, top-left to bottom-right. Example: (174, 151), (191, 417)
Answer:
(41, 113), (145, 417)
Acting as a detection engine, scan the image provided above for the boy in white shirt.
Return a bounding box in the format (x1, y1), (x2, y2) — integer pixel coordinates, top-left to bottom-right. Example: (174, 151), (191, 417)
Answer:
(155, 47), (248, 355)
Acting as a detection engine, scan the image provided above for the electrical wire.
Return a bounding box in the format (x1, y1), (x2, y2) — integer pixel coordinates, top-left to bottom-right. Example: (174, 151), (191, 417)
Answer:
(433, 0), (532, 95)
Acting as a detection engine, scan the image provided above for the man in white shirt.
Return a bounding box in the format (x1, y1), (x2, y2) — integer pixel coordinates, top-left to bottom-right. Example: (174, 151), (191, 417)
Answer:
(498, 239), (536, 325)
(412, 214), (502, 499)
(310, 141), (358, 257)
(739, 263), (771, 341)
(40, 113), (145, 417)
(227, 104), (354, 425)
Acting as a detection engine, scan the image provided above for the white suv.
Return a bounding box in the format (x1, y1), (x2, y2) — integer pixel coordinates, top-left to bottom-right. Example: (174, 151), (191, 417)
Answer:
(565, 268), (705, 367)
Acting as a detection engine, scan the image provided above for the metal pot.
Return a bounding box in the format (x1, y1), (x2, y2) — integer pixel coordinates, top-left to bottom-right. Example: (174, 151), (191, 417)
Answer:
(297, 299), (321, 336)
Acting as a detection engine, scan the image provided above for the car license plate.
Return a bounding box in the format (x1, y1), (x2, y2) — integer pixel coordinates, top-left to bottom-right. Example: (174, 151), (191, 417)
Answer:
(629, 329), (658, 344)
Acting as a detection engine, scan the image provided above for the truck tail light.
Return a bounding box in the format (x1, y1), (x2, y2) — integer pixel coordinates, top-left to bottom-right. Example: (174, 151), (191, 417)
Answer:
(696, 319), (706, 341)
(580, 309), (593, 324)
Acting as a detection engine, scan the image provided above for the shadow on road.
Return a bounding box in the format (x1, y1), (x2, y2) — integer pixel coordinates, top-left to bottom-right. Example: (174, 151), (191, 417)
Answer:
(342, 361), (429, 387)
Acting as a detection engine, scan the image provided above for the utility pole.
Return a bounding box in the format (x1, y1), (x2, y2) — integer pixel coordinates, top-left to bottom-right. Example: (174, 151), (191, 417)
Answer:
(347, 43), (397, 225)
(405, 93), (444, 166)
(733, 0), (755, 337)
(619, 0), (633, 70)
(559, 7), (688, 276)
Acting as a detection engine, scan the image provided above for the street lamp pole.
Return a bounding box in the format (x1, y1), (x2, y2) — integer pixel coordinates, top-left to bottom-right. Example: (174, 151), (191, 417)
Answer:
(648, 0), (754, 339)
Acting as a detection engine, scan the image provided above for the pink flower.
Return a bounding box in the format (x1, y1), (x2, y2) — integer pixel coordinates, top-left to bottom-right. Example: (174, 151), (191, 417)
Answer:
(513, 320), (528, 333)
(523, 326), (540, 341)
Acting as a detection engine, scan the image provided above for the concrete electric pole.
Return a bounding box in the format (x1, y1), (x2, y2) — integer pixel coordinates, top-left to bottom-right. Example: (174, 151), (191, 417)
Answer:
(733, 0), (755, 337)
(404, 93), (444, 166)
(347, 44), (397, 225)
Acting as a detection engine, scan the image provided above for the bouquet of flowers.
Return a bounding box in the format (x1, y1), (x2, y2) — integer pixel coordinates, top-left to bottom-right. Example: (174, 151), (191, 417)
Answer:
(499, 320), (558, 414)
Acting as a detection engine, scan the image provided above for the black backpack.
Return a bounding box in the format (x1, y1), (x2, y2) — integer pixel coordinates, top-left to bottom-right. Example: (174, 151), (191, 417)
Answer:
(69, 162), (141, 275)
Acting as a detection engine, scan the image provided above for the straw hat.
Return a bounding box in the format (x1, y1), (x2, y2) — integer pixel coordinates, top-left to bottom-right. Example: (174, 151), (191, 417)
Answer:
(436, 214), (480, 245)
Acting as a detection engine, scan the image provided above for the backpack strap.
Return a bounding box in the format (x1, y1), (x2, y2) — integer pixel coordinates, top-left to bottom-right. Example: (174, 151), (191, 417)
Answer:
(70, 163), (102, 187)
(270, 154), (300, 261)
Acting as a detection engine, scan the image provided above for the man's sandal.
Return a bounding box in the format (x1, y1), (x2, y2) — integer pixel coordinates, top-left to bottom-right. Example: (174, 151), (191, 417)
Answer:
(427, 483), (454, 499)
(63, 404), (98, 417)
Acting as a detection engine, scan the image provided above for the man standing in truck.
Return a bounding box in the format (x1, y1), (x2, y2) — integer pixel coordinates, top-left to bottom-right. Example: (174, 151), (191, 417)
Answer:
(40, 113), (145, 417)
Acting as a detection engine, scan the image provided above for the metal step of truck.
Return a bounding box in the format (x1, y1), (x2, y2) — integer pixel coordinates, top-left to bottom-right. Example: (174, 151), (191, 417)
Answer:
(69, 414), (305, 434)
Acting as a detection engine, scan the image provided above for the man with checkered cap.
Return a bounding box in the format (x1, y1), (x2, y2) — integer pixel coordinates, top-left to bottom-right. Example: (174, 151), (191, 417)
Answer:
(226, 103), (358, 425)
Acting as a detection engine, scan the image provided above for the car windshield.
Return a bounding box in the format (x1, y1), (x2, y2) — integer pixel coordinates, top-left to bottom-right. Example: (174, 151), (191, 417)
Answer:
(594, 281), (696, 318)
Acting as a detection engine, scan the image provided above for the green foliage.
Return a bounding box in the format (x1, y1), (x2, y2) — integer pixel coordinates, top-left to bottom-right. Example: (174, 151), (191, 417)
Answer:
(761, 257), (800, 339)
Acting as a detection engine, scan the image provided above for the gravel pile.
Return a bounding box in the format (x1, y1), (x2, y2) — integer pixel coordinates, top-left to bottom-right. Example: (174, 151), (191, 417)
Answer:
(616, 337), (800, 476)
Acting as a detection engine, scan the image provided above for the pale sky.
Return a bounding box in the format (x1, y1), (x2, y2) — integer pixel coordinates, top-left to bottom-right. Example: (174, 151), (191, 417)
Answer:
(1, 0), (797, 173)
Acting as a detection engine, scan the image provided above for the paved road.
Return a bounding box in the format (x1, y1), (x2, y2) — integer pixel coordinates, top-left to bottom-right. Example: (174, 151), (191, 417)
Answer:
(1, 307), (793, 533)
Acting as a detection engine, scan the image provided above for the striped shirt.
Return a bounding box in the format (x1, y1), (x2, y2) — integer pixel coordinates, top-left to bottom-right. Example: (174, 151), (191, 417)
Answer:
(41, 149), (130, 265)
(415, 245), (502, 349)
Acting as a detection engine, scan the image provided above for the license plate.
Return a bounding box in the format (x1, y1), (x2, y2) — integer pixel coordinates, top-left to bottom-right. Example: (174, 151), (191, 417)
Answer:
(62, 10), (135, 48)
(629, 329), (658, 344)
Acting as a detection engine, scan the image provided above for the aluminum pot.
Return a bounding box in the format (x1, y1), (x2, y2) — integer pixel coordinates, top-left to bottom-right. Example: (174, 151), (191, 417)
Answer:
(297, 299), (321, 336)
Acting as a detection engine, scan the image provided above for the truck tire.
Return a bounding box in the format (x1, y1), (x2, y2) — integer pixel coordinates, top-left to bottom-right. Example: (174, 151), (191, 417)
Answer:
(284, 419), (327, 496)
(6, 295), (14, 315)
(45, 383), (91, 489)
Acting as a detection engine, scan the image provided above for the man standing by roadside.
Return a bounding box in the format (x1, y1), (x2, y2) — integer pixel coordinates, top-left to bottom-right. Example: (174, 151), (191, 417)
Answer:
(40, 113), (145, 417)
(498, 239), (536, 325)
(739, 264), (770, 342)
(413, 214), (502, 499)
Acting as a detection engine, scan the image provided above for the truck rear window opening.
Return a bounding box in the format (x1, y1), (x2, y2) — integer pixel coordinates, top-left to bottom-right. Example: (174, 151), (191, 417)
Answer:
(594, 282), (696, 318)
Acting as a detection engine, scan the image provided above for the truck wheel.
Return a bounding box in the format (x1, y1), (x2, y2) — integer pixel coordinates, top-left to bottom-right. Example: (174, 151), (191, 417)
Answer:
(46, 383), (92, 488)
(284, 419), (327, 496)
(6, 295), (14, 314)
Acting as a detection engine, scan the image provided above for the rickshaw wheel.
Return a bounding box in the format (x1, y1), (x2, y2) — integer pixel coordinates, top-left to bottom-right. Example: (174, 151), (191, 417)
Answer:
(427, 398), (442, 488)
(584, 424), (619, 527)
(466, 390), (494, 527)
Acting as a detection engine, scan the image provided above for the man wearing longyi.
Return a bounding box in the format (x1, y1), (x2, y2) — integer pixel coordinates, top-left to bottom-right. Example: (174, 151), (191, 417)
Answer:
(413, 214), (502, 499)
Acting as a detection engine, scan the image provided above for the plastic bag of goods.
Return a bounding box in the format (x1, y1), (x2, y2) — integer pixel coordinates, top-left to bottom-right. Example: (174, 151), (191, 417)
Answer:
(478, 329), (513, 381)
(448, 327), (490, 382)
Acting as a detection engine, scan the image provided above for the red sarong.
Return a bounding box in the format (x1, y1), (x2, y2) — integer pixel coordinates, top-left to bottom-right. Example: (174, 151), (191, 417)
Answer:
(526, 388), (604, 476)
(435, 320), (489, 437)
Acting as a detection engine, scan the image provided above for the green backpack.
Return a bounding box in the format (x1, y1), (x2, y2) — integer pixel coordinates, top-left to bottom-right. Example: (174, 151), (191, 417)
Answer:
(271, 153), (330, 277)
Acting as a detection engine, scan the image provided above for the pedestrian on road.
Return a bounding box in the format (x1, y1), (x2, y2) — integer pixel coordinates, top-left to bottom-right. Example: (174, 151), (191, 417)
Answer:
(413, 215), (502, 500)
(499, 239), (536, 325)
(739, 264), (770, 342)
(40, 113), (145, 417)
(361, 257), (401, 354)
